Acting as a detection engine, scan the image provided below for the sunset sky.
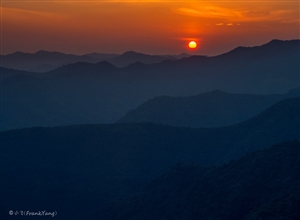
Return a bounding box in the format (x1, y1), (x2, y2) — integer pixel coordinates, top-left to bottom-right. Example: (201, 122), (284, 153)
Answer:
(1, 0), (299, 56)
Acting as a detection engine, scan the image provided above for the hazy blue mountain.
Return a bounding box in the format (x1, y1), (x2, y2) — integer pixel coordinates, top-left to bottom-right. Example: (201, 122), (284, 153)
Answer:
(117, 87), (300, 127)
(1, 98), (299, 219)
(0, 50), (188, 72)
(171, 52), (192, 59)
(0, 67), (37, 80)
(95, 141), (300, 220)
(1, 40), (299, 130)
(0, 50), (99, 72)
(84, 52), (119, 60)
(0, 71), (114, 131)
(51, 61), (119, 78)
(27, 63), (61, 73)
(106, 51), (177, 67)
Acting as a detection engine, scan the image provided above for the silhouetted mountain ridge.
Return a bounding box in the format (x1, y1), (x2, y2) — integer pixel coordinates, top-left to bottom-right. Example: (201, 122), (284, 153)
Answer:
(1, 50), (191, 72)
(216, 39), (299, 60)
(51, 61), (119, 77)
(117, 87), (300, 127)
(84, 52), (119, 60)
(106, 51), (176, 67)
(0, 67), (40, 80)
(0, 50), (99, 72)
(95, 140), (300, 220)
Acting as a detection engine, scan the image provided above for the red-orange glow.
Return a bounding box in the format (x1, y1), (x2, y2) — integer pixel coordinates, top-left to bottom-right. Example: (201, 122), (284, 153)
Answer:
(1, 1), (299, 55)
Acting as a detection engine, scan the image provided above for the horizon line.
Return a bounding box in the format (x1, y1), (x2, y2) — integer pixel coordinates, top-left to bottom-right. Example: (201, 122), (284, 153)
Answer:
(1, 38), (299, 57)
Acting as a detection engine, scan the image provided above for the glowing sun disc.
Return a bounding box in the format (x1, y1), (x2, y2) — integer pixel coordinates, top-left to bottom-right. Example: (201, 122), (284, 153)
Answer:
(188, 41), (197, 49)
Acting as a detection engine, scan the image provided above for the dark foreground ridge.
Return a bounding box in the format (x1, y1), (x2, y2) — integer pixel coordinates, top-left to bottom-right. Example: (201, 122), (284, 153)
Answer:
(95, 141), (300, 220)
(1, 98), (299, 219)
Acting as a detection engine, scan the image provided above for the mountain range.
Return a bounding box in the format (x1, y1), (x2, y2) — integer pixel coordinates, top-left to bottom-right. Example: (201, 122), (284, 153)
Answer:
(0, 51), (99, 72)
(1, 39), (299, 219)
(1, 97), (299, 219)
(0, 50), (191, 72)
(118, 87), (300, 127)
(1, 40), (299, 130)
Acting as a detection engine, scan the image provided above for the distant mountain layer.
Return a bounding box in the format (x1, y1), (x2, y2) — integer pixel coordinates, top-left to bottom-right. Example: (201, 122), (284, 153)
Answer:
(117, 87), (300, 127)
(0, 50), (190, 72)
(96, 141), (300, 220)
(1, 98), (299, 219)
(0, 50), (100, 72)
(106, 51), (177, 67)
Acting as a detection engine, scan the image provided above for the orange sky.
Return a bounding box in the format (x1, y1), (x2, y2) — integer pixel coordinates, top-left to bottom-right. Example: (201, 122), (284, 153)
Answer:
(1, 0), (299, 55)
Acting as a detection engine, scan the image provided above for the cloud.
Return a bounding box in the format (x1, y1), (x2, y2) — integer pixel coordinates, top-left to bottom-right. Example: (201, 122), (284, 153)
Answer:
(174, 5), (298, 24)
(175, 6), (242, 19)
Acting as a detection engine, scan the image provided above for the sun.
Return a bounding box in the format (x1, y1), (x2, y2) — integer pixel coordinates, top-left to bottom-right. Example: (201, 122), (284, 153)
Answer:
(188, 41), (197, 49)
